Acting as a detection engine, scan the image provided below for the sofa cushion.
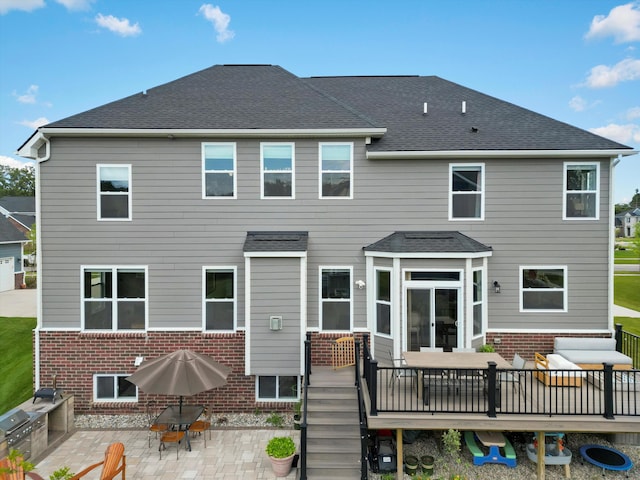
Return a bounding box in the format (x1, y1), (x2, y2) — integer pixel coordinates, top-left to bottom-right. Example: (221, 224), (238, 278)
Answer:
(557, 350), (632, 366)
(553, 337), (616, 352)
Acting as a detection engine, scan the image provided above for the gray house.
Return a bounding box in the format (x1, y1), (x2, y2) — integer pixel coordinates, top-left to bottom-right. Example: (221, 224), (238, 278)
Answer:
(18, 65), (636, 414)
(0, 196), (34, 291)
(616, 207), (640, 237)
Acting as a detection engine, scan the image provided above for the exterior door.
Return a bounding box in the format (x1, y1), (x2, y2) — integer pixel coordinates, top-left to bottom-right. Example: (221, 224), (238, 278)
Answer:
(405, 286), (459, 351)
(0, 257), (13, 292)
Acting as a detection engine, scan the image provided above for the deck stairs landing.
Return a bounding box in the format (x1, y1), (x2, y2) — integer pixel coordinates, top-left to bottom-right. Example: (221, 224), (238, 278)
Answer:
(301, 366), (361, 480)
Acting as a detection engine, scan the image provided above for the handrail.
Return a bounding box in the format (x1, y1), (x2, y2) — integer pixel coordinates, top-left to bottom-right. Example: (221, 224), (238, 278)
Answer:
(299, 337), (311, 480)
(618, 324), (640, 369)
(355, 337), (368, 480)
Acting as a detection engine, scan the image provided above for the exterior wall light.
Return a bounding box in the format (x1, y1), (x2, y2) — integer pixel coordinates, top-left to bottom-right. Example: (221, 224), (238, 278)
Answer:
(493, 281), (501, 294)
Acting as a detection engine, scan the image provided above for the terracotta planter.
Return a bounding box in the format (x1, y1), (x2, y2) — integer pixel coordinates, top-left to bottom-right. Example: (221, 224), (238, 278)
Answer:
(269, 453), (295, 477)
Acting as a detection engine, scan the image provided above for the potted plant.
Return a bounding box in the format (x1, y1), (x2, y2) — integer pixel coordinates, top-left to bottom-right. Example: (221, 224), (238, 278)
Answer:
(265, 436), (296, 477)
(292, 400), (302, 430)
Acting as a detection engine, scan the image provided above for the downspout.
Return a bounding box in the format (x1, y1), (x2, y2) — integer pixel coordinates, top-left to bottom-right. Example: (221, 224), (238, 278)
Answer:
(608, 156), (621, 336)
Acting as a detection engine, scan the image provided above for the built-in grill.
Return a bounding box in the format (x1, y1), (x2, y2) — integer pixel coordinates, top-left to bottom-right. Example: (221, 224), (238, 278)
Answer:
(0, 408), (44, 460)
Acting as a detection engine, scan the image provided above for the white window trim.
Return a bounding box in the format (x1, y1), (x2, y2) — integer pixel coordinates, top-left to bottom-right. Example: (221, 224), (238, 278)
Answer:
(202, 142), (237, 199)
(255, 375), (300, 402)
(563, 162), (599, 220)
(448, 163), (485, 221)
(319, 265), (353, 332)
(519, 265), (568, 313)
(472, 267), (484, 338)
(260, 142), (295, 199)
(319, 142), (354, 199)
(96, 164), (132, 221)
(375, 267), (392, 338)
(81, 265), (148, 331)
(93, 374), (138, 402)
(202, 266), (237, 332)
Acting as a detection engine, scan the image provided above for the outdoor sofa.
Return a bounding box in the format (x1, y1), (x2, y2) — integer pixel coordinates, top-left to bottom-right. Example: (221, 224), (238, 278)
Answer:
(553, 337), (633, 370)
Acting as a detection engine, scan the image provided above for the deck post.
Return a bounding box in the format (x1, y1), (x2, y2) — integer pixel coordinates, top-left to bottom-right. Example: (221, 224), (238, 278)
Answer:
(306, 332), (312, 377)
(615, 323), (623, 352)
(396, 428), (403, 480)
(603, 363), (615, 419)
(536, 431), (546, 480)
(369, 359), (378, 415)
(486, 361), (497, 418)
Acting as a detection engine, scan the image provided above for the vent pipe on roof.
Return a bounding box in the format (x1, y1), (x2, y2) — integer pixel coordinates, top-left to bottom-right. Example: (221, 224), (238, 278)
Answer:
(462, 101), (467, 114)
(423, 102), (428, 115)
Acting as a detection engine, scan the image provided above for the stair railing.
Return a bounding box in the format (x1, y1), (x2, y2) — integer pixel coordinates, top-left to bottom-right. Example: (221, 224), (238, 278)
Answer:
(300, 336), (311, 480)
(355, 338), (368, 480)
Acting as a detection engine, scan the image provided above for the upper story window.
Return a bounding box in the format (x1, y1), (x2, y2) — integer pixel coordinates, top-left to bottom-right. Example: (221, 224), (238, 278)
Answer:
(520, 266), (567, 312)
(202, 143), (236, 198)
(320, 267), (352, 331)
(319, 143), (353, 199)
(564, 162), (599, 220)
(203, 267), (236, 331)
(449, 164), (484, 220)
(82, 266), (147, 330)
(261, 143), (294, 198)
(97, 164), (131, 220)
(375, 269), (391, 336)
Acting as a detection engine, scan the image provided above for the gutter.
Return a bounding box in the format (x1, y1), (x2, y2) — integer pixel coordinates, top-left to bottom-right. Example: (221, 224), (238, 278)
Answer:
(366, 149), (638, 160)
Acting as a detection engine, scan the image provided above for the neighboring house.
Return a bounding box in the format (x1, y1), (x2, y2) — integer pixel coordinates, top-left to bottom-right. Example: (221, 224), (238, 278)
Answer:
(17, 65), (636, 414)
(615, 207), (640, 237)
(0, 196), (34, 291)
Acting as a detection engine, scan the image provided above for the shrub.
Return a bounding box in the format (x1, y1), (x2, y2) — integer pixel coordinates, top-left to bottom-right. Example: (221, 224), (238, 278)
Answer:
(265, 436), (296, 458)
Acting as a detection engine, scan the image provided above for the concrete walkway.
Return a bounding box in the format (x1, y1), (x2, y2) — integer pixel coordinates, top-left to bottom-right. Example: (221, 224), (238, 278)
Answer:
(0, 288), (36, 317)
(34, 428), (300, 480)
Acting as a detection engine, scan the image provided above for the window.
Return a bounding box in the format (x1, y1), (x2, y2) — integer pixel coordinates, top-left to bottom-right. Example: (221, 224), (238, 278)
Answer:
(97, 164), (131, 220)
(472, 269), (483, 336)
(320, 143), (353, 198)
(202, 143), (236, 198)
(203, 267), (235, 331)
(257, 375), (299, 400)
(564, 162), (599, 219)
(94, 374), (137, 402)
(261, 143), (294, 198)
(83, 267), (147, 330)
(376, 269), (391, 336)
(520, 266), (567, 312)
(320, 267), (352, 331)
(450, 164), (484, 220)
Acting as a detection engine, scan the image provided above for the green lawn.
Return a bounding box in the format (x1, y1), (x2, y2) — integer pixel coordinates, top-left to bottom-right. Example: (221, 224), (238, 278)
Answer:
(615, 249), (639, 259)
(0, 317), (36, 413)
(614, 275), (640, 311)
(615, 317), (640, 336)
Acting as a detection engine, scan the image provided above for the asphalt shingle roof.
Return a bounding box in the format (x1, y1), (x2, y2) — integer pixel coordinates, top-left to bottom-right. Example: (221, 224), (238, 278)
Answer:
(43, 64), (632, 153)
(0, 196), (35, 213)
(0, 215), (28, 243)
(243, 231), (309, 253)
(364, 231), (492, 254)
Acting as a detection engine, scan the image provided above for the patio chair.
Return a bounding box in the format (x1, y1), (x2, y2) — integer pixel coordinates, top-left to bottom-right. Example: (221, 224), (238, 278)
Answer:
(0, 455), (45, 480)
(501, 353), (526, 392)
(159, 430), (186, 460)
(388, 349), (416, 396)
(146, 401), (168, 448)
(68, 442), (126, 480)
(188, 404), (213, 447)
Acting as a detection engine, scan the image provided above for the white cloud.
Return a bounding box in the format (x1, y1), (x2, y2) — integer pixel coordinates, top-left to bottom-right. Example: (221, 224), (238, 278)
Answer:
(590, 123), (640, 144)
(13, 85), (39, 104)
(18, 117), (50, 129)
(55, 0), (94, 10)
(0, 155), (33, 168)
(585, 2), (640, 43)
(198, 4), (235, 43)
(626, 106), (640, 120)
(0, 0), (45, 15)
(95, 13), (141, 37)
(584, 58), (640, 88)
(569, 95), (588, 112)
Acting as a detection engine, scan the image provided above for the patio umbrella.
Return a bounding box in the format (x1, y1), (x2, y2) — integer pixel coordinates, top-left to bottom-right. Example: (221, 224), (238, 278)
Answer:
(126, 349), (231, 412)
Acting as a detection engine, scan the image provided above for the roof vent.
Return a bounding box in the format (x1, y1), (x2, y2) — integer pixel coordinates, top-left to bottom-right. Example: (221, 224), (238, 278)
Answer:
(423, 102), (428, 115)
(461, 101), (467, 114)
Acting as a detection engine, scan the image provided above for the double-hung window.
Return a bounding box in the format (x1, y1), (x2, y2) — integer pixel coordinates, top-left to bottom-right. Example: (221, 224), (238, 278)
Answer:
(97, 164), (131, 220)
(450, 164), (484, 220)
(520, 266), (567, 312)
(319, 143), (353, 198)
(203, 267), (235, 331)
(320, 267), (352, 331)
(375, 269), (391, 336)
(564, 162), (599, 219)
(83, 267), (147, 330)
(94, 374), (137, 402)
(256, 375), (299, 401)
(261, 143), (294, 198)
(202, 143), (236, 198)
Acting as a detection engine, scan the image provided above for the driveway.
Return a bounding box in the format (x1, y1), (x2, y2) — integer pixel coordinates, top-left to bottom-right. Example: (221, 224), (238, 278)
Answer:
(0, 288), (37, 317)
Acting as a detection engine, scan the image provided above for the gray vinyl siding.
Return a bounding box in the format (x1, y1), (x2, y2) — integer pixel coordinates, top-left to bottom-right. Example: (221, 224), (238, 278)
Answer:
(248, 257), (301, 375)
(39, 137), (612, 332)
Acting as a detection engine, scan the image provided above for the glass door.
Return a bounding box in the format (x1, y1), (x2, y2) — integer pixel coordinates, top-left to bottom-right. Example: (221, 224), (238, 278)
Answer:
(405, 286), (459, 351)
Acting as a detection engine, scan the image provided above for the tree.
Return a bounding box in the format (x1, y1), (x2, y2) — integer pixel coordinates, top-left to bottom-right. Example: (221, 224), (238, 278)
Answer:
(0, 165), (35, 196)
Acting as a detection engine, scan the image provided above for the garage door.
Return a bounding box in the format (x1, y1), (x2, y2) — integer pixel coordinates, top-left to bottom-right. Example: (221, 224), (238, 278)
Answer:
(0, 257), (14, 292)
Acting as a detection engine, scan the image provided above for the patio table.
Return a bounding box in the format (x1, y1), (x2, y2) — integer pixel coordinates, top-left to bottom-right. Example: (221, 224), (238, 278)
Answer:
(155, 404), (204, 451)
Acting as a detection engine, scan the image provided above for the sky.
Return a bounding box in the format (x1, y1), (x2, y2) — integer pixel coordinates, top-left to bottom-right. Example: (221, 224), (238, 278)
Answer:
(0, 0), (639, 203)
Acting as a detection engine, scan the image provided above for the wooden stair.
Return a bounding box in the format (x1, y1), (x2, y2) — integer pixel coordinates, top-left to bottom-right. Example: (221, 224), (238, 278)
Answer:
(301, 366), (362, 480)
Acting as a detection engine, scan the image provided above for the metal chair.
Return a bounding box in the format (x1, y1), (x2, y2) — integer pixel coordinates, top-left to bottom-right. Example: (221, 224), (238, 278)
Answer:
(387, 349), (416, 396)
(159, 430), (186, 459)
(501, 353), (527, 392)
(146, 401), (168, 448)
(188, 404), (213, 447)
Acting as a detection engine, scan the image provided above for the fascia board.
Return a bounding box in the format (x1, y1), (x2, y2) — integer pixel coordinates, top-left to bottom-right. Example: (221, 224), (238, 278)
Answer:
(243, 251), (307, 258)
(364, 251), (493, 259)
(366, 149), (638, 159)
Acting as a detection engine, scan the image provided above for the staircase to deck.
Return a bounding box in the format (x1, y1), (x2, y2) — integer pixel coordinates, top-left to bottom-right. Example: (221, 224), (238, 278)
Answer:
(302, 366), (362, 480)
